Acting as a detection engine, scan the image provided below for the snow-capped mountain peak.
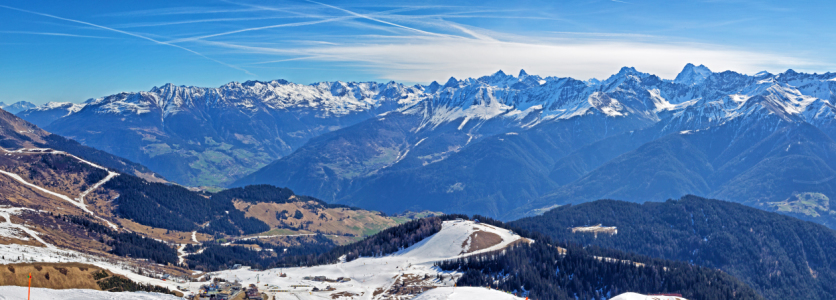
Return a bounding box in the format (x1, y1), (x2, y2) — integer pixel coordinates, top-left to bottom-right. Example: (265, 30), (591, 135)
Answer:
(20, 66), (836, 142)
(674, 63), (713, 85)
(0, 101), (37, 114)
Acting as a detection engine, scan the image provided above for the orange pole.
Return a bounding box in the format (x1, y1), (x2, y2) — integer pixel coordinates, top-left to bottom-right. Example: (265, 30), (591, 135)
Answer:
(28, 272), (31, 300)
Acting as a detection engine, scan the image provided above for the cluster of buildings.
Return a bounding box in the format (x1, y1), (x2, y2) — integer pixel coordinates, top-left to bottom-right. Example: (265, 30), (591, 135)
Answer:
(302, 275), (351, 283)
(186, 279), (265, 300)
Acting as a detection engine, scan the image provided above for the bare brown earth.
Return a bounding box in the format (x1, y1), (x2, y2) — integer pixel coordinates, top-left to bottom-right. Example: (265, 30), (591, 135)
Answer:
(331, 291), (360, 299)
(0, 108), (49, 148)
(461, 230), (504, 254)
(0, 262), (106, 290)
(118, 218), (210, 244)
(378, 273), (440, 299)
(234, 199), (402, 238)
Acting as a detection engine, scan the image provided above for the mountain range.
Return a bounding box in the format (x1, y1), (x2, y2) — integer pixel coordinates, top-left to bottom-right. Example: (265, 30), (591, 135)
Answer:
(17, 64), (836, 223)
(0, 106), (819, 299)
(0, 101), (36, 114)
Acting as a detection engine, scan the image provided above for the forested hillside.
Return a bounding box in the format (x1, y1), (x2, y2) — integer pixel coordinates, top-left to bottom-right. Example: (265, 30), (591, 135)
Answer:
(259, 214), (763, 300)
(441, 240), (761, 300)
(510, 195), (836, 300)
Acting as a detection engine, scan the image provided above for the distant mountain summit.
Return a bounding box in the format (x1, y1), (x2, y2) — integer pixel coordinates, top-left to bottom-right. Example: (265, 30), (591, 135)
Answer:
(673, 63), (712, 85)
(0, 101), (36, 114)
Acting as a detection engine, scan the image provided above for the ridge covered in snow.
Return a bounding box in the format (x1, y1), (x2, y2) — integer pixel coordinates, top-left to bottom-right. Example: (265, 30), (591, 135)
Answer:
(24, 65), (836, 134)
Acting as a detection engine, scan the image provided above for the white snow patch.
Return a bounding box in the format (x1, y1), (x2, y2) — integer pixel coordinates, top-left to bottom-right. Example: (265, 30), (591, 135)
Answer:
(649, 89), (675, 112)
(0, 243), (205, 294)
(611, 292), (688, 300)
(0, 207), (51, 247)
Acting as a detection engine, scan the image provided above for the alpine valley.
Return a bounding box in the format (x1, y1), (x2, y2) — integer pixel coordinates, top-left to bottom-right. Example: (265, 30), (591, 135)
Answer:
(20, 64), (836, 225)
(3, 66), (836, 300)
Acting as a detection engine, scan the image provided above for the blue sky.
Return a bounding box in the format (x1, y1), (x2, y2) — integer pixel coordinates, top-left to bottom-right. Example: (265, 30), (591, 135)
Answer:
(1, 0), (835, 104)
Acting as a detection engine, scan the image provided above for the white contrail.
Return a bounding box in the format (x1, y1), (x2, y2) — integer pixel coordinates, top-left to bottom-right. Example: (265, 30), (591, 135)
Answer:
(304, 0), (453, 38)
(165, 16), (356, 43)
(0, 30), (110, 39)
(0, 4), (254, 75)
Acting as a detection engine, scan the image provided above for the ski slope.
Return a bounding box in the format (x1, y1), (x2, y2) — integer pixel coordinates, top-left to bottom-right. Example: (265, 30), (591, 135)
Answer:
(213, 220), (526, 300)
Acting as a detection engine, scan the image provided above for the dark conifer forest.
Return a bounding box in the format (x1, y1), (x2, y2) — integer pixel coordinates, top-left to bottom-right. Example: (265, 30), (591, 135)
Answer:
(510, 195), (836, 300)
(60, 215), (177, 265)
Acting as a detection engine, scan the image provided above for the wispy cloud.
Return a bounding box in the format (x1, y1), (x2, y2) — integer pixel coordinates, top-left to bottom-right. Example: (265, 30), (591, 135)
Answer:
(208, 28), (818, 83)
(304, 0), (453, 38)
(165, 16), (358, 43)
(0, 4), (253, 76)
(111, 16), (309, 28)
(0, 30), (111, 39)
(99, 6), (263, 17)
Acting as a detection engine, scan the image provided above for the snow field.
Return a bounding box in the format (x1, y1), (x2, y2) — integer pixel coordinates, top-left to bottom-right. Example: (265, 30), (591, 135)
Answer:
(0, 286), (178, 300)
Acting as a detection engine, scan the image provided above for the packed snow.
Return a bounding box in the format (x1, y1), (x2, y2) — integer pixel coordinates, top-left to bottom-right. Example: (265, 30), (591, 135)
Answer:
(0, 207), (52, 248)
(0, 286), (178, 300)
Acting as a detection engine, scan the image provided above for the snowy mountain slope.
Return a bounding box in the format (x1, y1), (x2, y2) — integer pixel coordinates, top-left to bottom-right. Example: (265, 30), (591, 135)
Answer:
(23, 80), (428, 186)
(213, 220), (526, 300)
(16, 101), (85, 128)
(231, 66), (836, 219)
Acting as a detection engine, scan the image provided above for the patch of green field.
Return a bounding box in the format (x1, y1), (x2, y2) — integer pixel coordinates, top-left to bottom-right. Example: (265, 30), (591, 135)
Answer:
(141, 143), (174, 158)
(767, 192), (831, 217)
(253, 228), (306, 237)
(391, 216), (411, 224)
